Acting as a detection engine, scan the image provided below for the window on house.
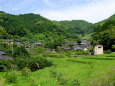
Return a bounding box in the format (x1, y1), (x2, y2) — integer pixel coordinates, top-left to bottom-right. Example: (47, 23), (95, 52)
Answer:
(98, 47), (101, 48)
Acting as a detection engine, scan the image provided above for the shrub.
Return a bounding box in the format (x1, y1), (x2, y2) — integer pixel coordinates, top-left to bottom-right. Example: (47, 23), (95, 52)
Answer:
(104, 50), (112, 54)
(35, 47), (45, 54)
(48, 54), (65, 58)
(58, 76), (67, 85)
(5, 71), (18, 83)
(13, 58), (29, 69)
(0, 59), (12, 72)
(1, 55), (53, 72)
(0, 65), (5, 72)
(13, 45), (30, 58)
(75, 50), (88, 55)
(112, 44), (115, 51)
(28, 56), (53, 71)
(21, 67), (31, 76)
(69, 79), (80, 86)
(0, 44), (12, 56)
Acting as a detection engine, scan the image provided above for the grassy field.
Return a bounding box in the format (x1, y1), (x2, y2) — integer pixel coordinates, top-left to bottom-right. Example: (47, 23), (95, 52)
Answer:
(0, 53), (115, 86)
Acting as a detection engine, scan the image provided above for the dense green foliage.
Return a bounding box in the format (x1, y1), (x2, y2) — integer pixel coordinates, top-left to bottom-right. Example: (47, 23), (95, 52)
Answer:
(13, 45), (30, 58)
(0, 60), (11, 72)
(0, 43), (52, 72)
(0, 43), (12, 56)
(60, 20), (95, 35)
(0, 43), (30, 57)
(93, 15), (115, 51)
(0, 11), (81, 42)
(0, 55), (52, 72)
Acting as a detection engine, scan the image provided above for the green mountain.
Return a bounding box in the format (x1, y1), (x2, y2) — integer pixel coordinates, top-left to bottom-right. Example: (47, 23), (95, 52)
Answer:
(95, 14), (115, 32)
(0, 11), (80, 42)
(59, 20), (95, 35)
(93, 14), (115, 51)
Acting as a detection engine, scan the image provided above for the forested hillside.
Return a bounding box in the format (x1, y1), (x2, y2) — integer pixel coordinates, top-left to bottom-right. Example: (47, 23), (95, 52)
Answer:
(59, 20), (95, 35)
(0, 11), (80, 42)
(93, 14), (115, 51)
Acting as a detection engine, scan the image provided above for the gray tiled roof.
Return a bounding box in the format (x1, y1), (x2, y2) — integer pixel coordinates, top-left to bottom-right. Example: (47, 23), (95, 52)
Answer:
(0, 55), (12, 60)
(72, 45), (88, 50)
(0, 50), (6, 55)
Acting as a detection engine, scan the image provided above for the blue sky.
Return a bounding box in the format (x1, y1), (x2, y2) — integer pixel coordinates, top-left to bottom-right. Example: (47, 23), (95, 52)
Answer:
(0, 0), (115, 23)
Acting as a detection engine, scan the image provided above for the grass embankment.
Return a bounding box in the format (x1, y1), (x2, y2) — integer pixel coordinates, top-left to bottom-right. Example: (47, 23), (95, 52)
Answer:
(0, 53), (115, 86)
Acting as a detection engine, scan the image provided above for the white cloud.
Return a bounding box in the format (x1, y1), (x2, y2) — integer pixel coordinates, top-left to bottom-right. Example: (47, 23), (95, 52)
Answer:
(38, 0), (115, 23)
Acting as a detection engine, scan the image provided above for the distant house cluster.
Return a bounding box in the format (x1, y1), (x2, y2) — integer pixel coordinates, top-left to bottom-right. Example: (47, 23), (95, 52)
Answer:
(0, 39), (45, 48)
(0, 39), (104, 55)
(72, 40), (91, 51)
(61, 39), (104, 55)
(61, 39), (91, 51)
(0, 39), (31, 48)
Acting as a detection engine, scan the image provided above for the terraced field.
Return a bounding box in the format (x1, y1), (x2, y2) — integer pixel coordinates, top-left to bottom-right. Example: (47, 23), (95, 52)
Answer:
(0, 53), (115, 86)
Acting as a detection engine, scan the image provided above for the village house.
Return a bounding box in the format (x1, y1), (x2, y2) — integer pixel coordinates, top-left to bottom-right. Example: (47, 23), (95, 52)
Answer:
(0, 50), (12, 60)
(32, 42), (44, 47)
(71, 46), (88, 51)
(80, 39), (88, 45)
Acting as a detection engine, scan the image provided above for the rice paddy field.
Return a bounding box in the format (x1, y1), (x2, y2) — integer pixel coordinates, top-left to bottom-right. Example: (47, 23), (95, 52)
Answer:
(0, 53), (115, 86)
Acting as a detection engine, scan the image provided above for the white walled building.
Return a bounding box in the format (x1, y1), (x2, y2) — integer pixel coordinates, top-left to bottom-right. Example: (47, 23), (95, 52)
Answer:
(94, 45), (103, 55)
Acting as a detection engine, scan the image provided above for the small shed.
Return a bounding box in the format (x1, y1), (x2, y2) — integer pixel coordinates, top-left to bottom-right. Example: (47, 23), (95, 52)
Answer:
(94, 45), (103, 55)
